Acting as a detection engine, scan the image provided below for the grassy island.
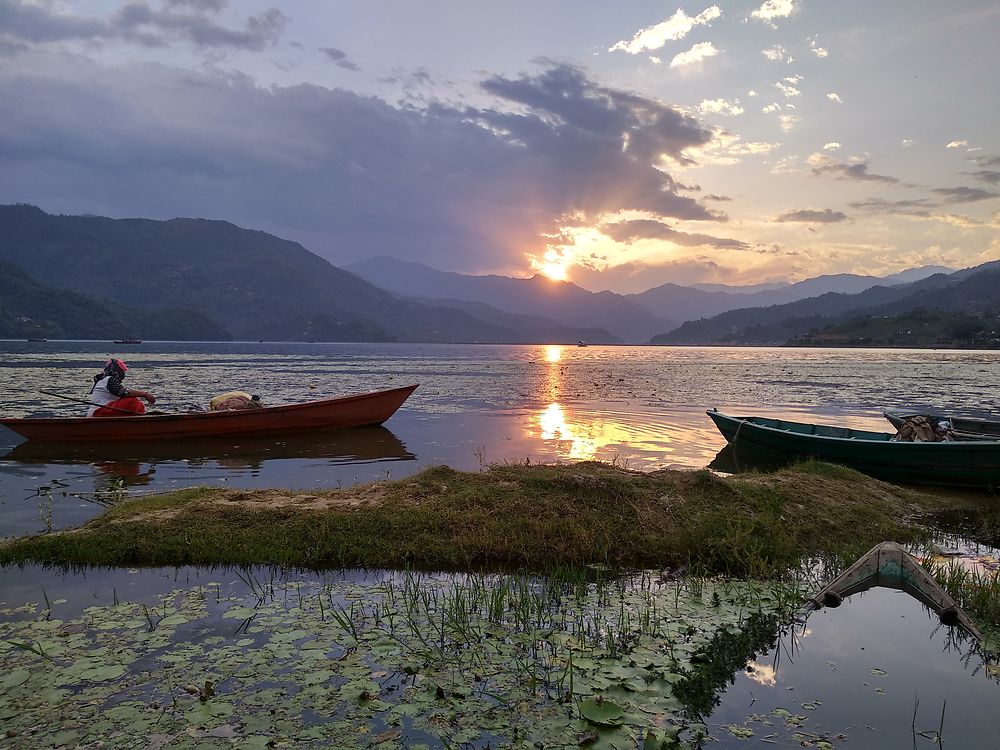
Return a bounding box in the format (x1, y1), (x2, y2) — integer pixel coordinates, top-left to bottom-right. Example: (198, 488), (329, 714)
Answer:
(0, 460), (963, 574)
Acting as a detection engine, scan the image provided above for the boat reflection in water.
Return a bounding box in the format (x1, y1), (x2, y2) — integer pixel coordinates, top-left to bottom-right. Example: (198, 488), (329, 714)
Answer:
(708, 442), (793, 476)
(1, 427), (417, 537)
(5, 426), (416, 490)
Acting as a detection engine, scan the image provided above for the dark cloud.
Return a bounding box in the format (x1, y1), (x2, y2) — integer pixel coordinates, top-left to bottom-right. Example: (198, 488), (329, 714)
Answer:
(0, 57), (721, 272)
(319, 47), (360, 71)
(848, 197), (935, 215)
(601, 220), (747, 248)
(0, 0), (287, 50)
(164, 0), (228, 12)
(703, 194), (731, 201)
(978, 155), (1000, 167)
(773, 208), (847, 223)
(809, 154), (898, 184)
(931, 186), (998, 204)
(968, 170), (1000, 185)
(476, 64), (720, 222)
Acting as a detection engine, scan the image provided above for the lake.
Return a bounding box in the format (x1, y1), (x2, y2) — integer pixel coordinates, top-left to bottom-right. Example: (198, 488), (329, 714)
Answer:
(4, 340), (1000, 538)
(2, 341), (1000, 748)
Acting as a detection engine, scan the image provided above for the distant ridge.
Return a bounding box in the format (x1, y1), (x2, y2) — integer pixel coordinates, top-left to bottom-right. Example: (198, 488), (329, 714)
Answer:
(346, 256), (674, 343)
(631, 267), (955, 323)
(0, 205), (612, 343)
(652, 262), (999, 345)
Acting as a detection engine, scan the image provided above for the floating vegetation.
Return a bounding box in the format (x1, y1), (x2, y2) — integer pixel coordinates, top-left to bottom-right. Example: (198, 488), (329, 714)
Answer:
(0, 569), (807, 749)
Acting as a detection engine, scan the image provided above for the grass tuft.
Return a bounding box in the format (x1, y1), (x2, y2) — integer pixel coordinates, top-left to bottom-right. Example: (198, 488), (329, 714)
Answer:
(0, 461), (951, 575)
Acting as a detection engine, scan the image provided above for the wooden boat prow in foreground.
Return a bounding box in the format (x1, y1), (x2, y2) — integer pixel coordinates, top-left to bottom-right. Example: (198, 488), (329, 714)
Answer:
(1, 384), (418, 443)
(808, 541), (983, 642)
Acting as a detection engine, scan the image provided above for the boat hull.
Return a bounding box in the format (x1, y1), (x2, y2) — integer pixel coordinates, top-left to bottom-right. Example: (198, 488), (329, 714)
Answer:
(1, 385), (418, 443)
(708, 409), (1000, 487)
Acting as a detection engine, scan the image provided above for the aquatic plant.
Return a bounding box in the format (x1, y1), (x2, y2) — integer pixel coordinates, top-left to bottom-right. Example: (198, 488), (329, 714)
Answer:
(0, 569), (807, 749)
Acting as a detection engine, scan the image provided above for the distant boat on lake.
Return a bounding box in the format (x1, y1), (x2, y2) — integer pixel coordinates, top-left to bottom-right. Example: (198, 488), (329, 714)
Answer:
(577, 340), (587, 347)
(113, 338), (142, 344)
(26, 338), (47, 342)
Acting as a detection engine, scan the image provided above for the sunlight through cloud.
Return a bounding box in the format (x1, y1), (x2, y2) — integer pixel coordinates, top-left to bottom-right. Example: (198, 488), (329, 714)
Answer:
(610, 5), (721, 54)
(670, 42), (718, 68)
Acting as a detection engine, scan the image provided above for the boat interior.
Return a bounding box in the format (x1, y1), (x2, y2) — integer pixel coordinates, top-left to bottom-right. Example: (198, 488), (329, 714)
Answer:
(746, 416), (892, 441)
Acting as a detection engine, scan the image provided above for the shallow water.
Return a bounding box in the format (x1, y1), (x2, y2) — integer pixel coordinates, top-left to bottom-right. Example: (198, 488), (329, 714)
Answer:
(4, 341), (1000, 537)
(1, 564), (998, 749)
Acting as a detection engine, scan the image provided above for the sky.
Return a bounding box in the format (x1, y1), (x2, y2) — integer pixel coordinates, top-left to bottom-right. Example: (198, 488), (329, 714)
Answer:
(1, 0), (999, 294)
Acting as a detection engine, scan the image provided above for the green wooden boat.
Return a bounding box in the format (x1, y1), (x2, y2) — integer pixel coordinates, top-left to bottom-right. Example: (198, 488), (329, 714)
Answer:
(707, 409), (1000, 488)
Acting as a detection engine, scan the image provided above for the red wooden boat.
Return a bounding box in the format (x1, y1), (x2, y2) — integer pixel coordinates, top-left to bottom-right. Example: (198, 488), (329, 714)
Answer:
(0, 385), (418, 443)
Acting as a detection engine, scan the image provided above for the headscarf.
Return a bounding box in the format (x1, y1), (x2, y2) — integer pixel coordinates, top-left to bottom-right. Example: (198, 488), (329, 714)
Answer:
(93, 358), (128, 387)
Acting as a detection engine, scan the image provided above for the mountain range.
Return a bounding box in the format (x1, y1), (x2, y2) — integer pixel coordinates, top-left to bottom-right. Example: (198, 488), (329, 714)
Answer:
(1, 203), (991, 346)
(0, 205), (616, 343)
(344, 257), (672, 343)
(653, 261), (1000, 345)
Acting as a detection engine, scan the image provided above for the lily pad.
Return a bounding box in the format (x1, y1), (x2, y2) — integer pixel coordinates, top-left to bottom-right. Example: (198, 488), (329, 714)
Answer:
(580, 697), (625, 726)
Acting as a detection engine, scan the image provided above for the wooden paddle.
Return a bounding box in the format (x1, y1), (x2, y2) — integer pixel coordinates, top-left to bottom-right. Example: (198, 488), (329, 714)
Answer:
(40, 390), (169, 416)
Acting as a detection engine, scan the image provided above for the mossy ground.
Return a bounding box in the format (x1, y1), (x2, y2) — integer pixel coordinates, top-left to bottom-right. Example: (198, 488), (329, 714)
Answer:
(0, 460), (962, 576)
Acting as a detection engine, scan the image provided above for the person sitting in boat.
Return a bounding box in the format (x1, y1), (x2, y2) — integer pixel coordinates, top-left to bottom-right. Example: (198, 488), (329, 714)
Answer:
(87, 359), (156, 416)
(209, 391), (263, 411)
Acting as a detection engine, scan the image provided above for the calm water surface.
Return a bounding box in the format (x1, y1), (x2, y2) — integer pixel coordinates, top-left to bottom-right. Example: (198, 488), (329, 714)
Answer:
(3, 341), (1000, 748)
(4, 340), (1000, 537)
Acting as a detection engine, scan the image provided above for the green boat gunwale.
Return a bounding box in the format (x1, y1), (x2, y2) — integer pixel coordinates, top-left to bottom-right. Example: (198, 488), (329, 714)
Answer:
(708, 409), (1000, 447)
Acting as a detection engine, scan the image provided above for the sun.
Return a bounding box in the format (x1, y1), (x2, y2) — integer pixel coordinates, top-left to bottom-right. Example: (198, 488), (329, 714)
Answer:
(539, 259), (568, 281)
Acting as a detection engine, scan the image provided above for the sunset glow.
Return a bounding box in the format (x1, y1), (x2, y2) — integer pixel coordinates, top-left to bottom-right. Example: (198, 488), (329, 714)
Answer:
(538, 259), (568, 281)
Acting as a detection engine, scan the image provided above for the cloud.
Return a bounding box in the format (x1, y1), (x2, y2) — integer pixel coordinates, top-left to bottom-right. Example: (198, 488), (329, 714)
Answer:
(697, 98), (743, 116)
(931, 186), (998, 204)
(751, 0), (796, 24)
(164, 0), (228, 12)
(761, 45), (788, 62)
(774, 208), (847, 223)
(762, 103), (780, 113)
(823, 142), (841, 150)
(0, 56), (724, 273)
(319, 47), (360, 71)
(979, 155), (1000, 167)
(826, 92), (842, 103)
(778, 114), (800, 132)
(945, 140), (967, 149)
(848, 198), (936, 216)
(901, 139), (915, 147)
(968, 170), (1000, 185)
(670, 42), (718, 68)
(0, 0), (288, 51)
(810, 41), (829, 58)
(649, 55), (662, 65)
(775, 81), (800, 97)
(609, 5), (721, 54)
(601, 219), (747, 248)
(808, 153), (899, 183)
(747, 89), (758, 97)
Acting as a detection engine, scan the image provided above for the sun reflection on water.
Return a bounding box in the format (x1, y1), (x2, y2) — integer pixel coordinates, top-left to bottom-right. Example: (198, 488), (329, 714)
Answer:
(538, 403), (597, 460)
